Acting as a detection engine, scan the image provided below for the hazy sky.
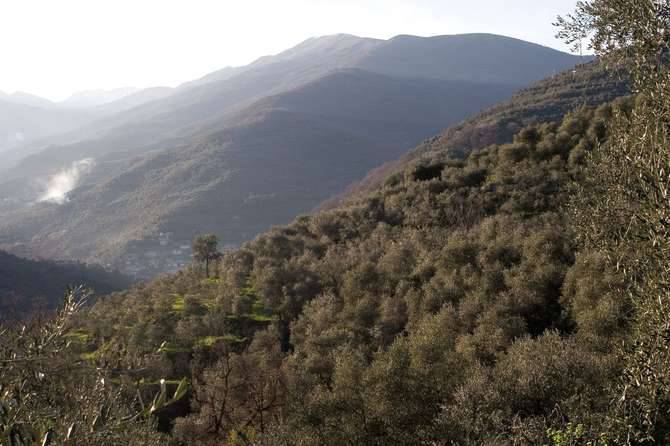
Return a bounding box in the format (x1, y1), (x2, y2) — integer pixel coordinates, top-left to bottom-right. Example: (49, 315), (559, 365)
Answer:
(0, 0), (581, 101)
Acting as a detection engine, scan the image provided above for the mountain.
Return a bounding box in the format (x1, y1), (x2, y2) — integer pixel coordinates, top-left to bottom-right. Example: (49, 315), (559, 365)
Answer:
(176, 66), (246, 90)
(0, 90), (56, 108)
(325, 60), (630, 208)
(1, 34), (583, 178)
(0, 33), (589, 277)
(0, 87), (176, 169)
(0, 34), (385, 177)
(95, 86), (174, 114)
(353, 33), (590, 84)
(0, 250), (132, 320)
(0, 99), (101, 155)
(59, 87), (141, 108)
(0, 71), (518, 275)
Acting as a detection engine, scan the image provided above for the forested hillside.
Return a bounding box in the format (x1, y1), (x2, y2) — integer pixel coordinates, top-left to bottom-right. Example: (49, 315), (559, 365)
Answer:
(0, 250), (132, 319)
(74, 101), (629, 444)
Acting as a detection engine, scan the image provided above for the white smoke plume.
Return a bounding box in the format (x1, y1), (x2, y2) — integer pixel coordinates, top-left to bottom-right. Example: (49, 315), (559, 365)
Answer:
(38, 158), (95, 204)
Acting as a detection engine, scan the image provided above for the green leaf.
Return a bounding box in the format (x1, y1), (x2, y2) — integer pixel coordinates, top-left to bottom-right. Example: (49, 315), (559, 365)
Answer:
(150, 379), (167, 413)
(171, 378), (189, 403)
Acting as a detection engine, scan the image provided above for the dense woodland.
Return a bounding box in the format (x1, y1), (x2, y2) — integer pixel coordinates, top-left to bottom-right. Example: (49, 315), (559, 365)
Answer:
(2, 1), (670, 445)
(73, 101), (624, 445)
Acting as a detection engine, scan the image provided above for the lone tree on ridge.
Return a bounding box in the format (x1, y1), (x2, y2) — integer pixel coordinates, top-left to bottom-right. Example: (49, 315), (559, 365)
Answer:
(192, 234), (221, 278)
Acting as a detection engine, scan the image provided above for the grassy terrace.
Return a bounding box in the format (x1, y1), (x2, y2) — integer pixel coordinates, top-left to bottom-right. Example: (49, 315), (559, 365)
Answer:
(64, 329), (90, 344)
(171, 295), (186, 313)
(68, 277), (274, 391)
(164, 282), (271, 354)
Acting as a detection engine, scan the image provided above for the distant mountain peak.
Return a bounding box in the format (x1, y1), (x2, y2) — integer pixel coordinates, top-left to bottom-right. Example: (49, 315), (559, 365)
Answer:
(303, 33), (371, 43)
(0, 90), (55, 109)
(272, 33), (381, 60)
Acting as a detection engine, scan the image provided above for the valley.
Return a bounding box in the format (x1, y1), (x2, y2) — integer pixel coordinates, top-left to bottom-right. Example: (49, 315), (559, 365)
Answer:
(0, 33), (587, 278)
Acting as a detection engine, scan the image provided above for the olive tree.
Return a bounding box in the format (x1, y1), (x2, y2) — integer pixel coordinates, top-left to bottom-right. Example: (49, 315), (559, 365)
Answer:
(0, 287), (171, 445)
(557, 1), (670, 443)
(193, 234), (222, 278)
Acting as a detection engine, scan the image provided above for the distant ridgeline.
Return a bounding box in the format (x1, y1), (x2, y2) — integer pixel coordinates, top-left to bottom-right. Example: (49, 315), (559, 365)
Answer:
(0, 250), (132, 319)
(77, 78), (634, 442)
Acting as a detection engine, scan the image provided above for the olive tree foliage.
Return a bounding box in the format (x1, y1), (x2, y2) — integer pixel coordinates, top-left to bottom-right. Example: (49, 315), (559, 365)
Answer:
(0, 287), (166, 445)
(558, 1), (670, 443)
(193, 234), (222, 278)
